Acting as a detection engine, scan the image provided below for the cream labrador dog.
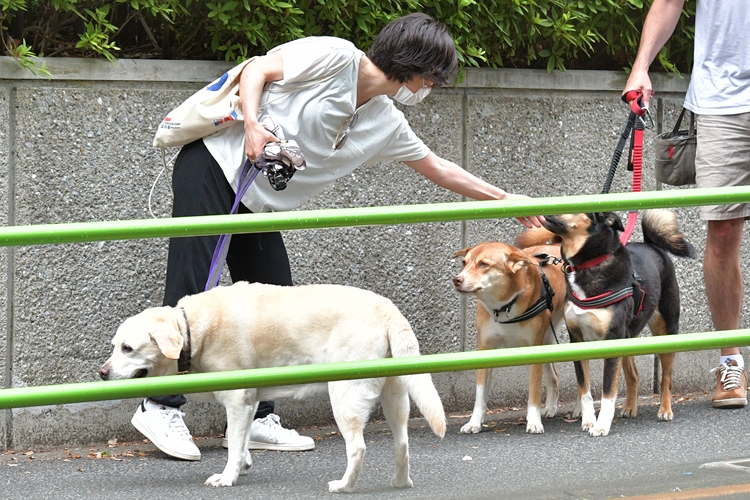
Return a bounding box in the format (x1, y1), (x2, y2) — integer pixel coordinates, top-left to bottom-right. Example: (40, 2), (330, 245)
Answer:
(99, 281), (446, 492)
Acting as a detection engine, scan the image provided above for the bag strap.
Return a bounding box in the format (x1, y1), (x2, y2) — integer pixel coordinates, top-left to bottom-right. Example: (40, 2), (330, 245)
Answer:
(672, 107), (697, 137)
(671, 107), (687, 135)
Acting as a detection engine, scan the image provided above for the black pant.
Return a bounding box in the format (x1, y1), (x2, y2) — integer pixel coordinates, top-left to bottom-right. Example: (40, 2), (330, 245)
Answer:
(151, 139), (293, 419)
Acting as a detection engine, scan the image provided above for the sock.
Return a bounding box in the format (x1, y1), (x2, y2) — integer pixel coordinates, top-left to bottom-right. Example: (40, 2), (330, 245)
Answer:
(720, 355), (744, 369)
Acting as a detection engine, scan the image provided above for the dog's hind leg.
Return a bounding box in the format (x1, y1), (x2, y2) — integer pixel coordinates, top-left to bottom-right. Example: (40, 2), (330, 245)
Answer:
(460, 368), (492, 434)
(620, 356), (639, 418)
(328, 379), (378, 493)
(656, 352), (676, 421)
(649, 312), (676, 421)
(205, 389), (257, 487)
(380, 377), (413, 488)
(590, 357), (623, 437)
(527, 364), (545, 433)
(542, 363), (560, 418)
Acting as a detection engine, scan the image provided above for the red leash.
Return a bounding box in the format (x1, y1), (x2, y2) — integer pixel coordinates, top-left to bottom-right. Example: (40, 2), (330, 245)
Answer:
(602, 90), (649, 246)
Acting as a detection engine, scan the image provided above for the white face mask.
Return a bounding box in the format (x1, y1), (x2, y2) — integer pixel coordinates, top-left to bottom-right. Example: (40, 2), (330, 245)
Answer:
(393, 81), (431, 106)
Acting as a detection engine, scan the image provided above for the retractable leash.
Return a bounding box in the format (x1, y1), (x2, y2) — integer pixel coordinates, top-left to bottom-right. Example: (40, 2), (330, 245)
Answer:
(205, 159), (261, 290)
(204, 128), (307, 290)
(600, 90), (652, 245)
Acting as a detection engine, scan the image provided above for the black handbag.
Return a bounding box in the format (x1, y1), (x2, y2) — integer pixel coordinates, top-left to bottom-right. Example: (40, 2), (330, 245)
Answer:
(654, 107), (696, 186)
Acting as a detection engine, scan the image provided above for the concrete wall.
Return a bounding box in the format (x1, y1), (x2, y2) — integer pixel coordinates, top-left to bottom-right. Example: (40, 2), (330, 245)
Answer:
(1, 57), (747, 450)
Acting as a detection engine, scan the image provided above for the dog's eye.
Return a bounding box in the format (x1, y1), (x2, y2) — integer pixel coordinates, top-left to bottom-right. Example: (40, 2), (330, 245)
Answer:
(478, 261), (489, 268)
(122, 344), (133, 353)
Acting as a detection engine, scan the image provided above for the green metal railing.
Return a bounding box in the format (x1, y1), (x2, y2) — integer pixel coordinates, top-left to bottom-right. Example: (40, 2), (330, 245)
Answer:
(0, 187), (748, 246)
(2, 330), (750, 410)
(1, 186), (750, 410)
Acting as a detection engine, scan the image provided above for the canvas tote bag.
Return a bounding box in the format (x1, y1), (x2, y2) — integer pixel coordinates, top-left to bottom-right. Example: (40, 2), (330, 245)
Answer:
(653, 107), (696, 186)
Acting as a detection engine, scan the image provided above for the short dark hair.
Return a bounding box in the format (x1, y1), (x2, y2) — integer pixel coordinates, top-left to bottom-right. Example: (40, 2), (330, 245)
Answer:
(368, 13), (458, 87)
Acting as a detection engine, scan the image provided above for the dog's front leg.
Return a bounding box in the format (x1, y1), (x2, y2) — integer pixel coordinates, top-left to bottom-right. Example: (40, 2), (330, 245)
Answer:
(460, 368), (492, 434)
(205, 390), (256, 487)
(526, 364), (544, 433)
(574, 359), (596, 432)
(590, 357), (623, 437)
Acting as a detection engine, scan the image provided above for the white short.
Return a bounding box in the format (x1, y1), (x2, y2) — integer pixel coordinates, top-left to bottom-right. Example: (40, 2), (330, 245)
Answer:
(695, 112), (750, 220)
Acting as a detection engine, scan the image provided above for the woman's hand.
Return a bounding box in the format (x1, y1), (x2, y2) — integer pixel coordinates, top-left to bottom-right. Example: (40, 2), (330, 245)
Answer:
(244, 120), (280, 162)
(503, 193), (545, 228)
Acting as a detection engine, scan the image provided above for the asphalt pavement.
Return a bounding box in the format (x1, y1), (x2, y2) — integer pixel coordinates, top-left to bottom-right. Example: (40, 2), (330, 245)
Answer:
(3, 393), (750, 500)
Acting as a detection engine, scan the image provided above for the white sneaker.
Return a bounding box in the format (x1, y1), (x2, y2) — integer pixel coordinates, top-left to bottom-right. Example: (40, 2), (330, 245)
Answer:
(131, 399), (201, 461)
(221, 413), (315, 451)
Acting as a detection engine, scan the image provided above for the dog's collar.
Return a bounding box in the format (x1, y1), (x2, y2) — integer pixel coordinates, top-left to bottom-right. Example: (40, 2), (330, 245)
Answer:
(493, 293), (520, 321)
(177, 307), (192, 374)
(563, 253), (612, 273)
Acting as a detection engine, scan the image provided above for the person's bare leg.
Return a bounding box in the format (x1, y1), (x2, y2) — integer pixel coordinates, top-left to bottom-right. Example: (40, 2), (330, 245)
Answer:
(705, 218), (747, 408)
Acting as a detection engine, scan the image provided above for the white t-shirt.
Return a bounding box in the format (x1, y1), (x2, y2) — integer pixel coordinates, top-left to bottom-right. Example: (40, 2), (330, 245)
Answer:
(684, 0), (750, 115)
(203, 37), (430, 213)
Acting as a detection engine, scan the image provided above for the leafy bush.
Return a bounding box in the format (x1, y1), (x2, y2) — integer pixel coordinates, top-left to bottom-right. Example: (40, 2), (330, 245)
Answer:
(1, 0), (695, 76)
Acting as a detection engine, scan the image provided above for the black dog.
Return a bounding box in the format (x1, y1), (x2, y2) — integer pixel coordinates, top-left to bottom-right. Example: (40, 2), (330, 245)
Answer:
(541, 209), (695, 436)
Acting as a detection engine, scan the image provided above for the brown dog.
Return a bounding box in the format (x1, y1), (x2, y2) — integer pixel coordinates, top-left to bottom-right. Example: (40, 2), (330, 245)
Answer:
(452, 237), (566, 434)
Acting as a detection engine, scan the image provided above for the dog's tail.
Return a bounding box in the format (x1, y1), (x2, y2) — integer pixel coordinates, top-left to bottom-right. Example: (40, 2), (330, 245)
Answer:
(514, 226), (561, 249)
(387, 321), (447, 439)
(642, 209), (696, 258)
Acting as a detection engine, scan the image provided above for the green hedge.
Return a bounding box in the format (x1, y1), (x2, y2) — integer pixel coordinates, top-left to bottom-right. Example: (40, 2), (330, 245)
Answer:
(2, 0), (695, 77)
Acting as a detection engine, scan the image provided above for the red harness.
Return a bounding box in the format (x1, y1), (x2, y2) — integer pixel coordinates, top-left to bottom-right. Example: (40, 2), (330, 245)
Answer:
(563, 253), (646, 317)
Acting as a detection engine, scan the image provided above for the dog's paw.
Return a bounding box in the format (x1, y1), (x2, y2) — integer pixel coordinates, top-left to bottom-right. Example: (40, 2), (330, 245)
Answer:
(581, 420), (595, 432)
(588, 426), (610, 437)
(542, 406), (558, 418)
(620, 406), (638, 419)
(391, 475), (414, 489)
(328, 479), (355, 493)
(657, 409), (674, 421)
(459, 422), (482, 434)
(526, 421), (545, 434)
(571, 405), (582, 419)
(204, 474), (236, 487)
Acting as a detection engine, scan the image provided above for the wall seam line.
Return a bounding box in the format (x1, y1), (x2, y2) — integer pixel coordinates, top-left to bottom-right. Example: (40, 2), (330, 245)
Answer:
(5, 85), (16, 447)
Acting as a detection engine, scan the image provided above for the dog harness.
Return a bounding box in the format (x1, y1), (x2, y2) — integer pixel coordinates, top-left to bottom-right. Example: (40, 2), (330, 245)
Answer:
(493, 255), (560, 343)
(177, 307), (192, 374)
(565, 270), (646, 318)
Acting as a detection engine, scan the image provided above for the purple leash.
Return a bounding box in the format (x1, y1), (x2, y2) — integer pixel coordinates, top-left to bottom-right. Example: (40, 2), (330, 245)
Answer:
(205, 159), (259, 290)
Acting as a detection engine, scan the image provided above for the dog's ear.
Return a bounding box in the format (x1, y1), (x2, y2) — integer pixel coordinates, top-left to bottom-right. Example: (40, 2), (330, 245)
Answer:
(451, 247), (471, 259)
(150, 327), (184, 360)
(601, 212), (624, 232)
(505, 252), (531, 274)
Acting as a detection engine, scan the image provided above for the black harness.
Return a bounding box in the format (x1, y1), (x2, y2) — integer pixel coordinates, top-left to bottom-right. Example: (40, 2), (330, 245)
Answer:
(492, 254), (559, 343)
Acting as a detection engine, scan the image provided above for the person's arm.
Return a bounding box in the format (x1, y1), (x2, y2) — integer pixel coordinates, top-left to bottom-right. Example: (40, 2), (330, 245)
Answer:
(624, 0), (685, 107)
(238, 51), (286, 160)
(403, 152), (542, 228)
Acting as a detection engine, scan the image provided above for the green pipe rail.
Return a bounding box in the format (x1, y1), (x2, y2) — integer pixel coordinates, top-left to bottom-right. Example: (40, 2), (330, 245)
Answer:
(0, 186), (749, 247)
(2, 330), (750, 409)
(2, 186), (750, 410)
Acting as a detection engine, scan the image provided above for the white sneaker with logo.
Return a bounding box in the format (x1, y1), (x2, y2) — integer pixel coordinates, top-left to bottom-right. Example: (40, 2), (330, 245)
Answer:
(221, 413), (315, 451)
(131, 399), (201, 461)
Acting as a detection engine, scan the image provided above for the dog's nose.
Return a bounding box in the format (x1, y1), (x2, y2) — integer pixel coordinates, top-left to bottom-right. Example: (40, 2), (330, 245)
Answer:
(98, 367), (109, 380)
(453, 275), (464, 287)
